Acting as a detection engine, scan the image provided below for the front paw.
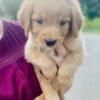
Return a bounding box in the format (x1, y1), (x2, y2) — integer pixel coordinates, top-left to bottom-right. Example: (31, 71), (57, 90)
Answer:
(57, 74), (70, 86)
(42, 63), (57, 79)
(57, 74), (72, 92)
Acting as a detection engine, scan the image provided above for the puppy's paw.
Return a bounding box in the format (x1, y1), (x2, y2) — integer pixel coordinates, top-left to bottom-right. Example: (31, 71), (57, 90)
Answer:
(42, 63), (57, 79)
(57, 75), (72, 93)
(57, 71), (72, 86)
(57, 76), (69, 86)
(60, 81), (72, 93)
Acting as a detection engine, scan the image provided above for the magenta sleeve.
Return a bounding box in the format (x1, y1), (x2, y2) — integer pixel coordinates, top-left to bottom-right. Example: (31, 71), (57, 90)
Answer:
(0, 20), (42, 100)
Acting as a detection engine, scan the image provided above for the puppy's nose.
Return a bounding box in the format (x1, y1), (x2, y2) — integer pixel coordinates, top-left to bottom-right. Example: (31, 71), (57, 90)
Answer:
(45, 39), (57, 46)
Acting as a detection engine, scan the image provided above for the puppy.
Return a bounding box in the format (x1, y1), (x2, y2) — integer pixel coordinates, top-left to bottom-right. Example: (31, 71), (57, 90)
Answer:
(18, 0), (85, 99)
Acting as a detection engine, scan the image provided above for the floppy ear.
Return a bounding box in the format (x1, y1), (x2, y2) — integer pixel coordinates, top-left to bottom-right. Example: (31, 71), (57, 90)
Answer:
(69, 6), (84, 38)
(17, 0), (33, 36)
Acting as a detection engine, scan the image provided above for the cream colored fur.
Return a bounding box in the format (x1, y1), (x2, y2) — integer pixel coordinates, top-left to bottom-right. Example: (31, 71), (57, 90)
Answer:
(18, 0), (86, 100)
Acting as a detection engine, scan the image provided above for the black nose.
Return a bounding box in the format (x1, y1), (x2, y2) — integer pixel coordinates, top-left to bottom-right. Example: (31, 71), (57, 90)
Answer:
(45, 40), (57, 46)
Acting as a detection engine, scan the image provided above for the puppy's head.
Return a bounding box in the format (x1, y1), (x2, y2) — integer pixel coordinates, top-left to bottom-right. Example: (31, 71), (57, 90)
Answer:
(18, 0), (84, 49)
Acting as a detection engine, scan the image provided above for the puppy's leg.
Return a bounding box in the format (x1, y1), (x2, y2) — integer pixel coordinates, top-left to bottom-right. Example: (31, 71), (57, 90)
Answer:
(34, 67), (46, 100)
(51, 80), (64, 100)
(40, 78), (60, 100)
(58, 90), (64, 100)
(25, 47), (57, 79)
(57, 37), (85, 89)
(34, 94), (45, 100)
(35, 67), (60, 100)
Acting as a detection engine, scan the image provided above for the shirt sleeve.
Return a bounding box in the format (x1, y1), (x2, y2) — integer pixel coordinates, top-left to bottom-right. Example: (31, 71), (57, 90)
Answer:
(0, 58), (42, 100)
(0, 20), (42, 100)
(0, 20), (26, 57)
(0, 63), (32, 100)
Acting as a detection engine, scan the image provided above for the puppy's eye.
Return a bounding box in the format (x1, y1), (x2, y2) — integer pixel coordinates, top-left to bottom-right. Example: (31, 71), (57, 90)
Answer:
(59, 20), (69, 26)
(35, 19), (43, 24)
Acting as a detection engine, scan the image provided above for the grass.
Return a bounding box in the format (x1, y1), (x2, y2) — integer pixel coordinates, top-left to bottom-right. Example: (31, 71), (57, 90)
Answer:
(83, 18), (100, 33)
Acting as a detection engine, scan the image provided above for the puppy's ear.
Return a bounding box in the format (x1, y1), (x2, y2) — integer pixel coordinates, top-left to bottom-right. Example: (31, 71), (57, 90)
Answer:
(17, 1), (33, 36)
(69, 6), (84, 38)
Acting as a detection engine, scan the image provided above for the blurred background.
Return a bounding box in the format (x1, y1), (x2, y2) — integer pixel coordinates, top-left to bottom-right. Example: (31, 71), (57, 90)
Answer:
(0, 0), (100, 100)
(0, 0), (100, 33)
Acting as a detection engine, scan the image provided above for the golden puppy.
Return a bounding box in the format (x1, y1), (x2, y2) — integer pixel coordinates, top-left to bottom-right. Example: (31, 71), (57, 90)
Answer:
(18, 0), (85, 99)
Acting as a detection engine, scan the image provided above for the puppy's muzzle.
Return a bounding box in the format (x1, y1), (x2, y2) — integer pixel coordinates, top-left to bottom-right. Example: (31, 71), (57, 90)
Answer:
(45, 39), (57, 47)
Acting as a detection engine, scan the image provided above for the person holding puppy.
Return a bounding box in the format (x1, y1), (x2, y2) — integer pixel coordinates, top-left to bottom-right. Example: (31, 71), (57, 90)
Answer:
(0, 20), (42, 100)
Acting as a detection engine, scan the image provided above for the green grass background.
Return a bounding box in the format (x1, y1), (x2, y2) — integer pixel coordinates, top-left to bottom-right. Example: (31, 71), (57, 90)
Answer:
(83, 18), (100, 33)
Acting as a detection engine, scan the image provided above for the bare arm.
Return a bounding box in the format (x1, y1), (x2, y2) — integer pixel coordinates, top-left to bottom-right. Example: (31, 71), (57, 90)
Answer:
(0, 20), (3, 40)
(57, 35), (86, 86)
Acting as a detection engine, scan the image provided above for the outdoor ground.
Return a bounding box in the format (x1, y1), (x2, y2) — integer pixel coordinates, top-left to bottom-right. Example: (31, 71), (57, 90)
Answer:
(65, 34), (100, 100)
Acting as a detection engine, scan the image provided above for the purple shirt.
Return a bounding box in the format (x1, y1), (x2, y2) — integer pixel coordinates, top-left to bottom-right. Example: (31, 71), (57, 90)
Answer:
(0, 20), (42, 100)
